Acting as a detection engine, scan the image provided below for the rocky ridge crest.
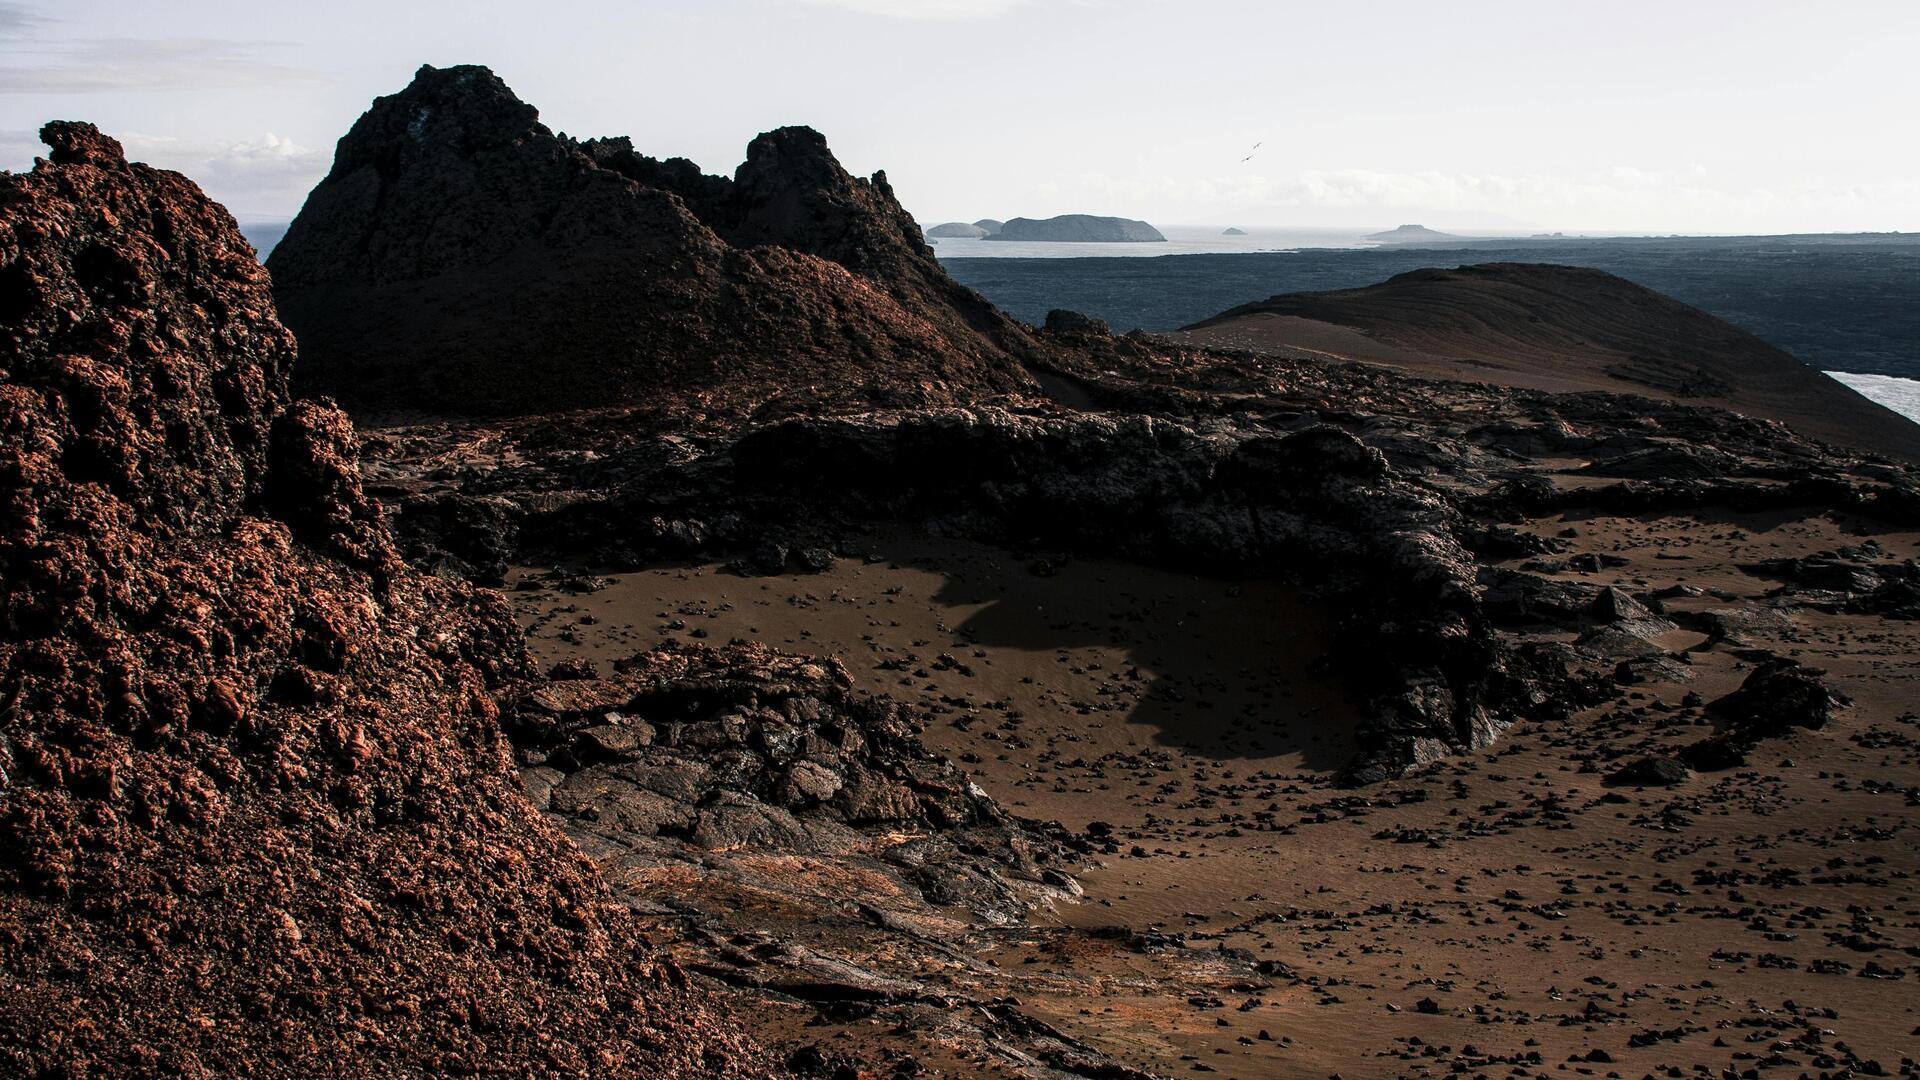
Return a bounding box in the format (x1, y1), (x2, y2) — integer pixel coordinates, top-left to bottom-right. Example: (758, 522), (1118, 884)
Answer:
(268, 64), (1040, 418)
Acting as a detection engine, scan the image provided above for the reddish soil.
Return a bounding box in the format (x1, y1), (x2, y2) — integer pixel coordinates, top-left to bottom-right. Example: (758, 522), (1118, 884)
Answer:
(510, 513), (1920, 1078)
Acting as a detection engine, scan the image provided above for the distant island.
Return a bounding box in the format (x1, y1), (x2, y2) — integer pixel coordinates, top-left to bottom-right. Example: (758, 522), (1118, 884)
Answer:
(987, 214), (1166, 243)
(1221, 227), (1247, 236)
(925, 221), (988, 238)
(1365, 223), (1461, 243)
(973, 218), (1004, 236)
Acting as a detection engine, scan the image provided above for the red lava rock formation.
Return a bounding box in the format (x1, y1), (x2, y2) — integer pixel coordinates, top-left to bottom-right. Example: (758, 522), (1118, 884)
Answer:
(0, 122), (761, 1077)
(268, 64), (1040, 418)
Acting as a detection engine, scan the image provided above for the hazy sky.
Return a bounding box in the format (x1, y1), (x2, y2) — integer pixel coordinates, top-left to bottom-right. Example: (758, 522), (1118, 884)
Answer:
(4, 0), (1916, 233)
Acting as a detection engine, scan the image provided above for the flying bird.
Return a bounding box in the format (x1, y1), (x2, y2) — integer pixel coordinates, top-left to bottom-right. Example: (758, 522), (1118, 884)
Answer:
(1240, 141), (1263, 162)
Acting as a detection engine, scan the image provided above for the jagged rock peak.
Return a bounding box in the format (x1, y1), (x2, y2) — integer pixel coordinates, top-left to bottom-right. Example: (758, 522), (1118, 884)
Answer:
(308, 64), (932, 277)
(741, 124), (852, 188)
(38, 120), (127, 167)
(325, 63), (547, 179)
(728, 124), (934, 274)
(3, 122), (292, 534)
(269, 63), (1039, 417)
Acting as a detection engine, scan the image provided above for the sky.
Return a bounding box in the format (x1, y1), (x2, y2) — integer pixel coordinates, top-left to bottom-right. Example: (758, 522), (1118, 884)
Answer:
(2, 0), (1917, 234)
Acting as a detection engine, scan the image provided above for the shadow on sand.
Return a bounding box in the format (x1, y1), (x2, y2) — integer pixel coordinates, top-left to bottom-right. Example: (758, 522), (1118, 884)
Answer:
(922, 553), (1360, 774)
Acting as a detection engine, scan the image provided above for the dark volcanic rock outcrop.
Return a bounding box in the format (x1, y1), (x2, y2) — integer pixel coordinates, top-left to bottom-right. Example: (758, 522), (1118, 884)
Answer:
(394, 408), (1540, 781)
(269, 64), (1038, 417)
(366, 280), (1920, 787)
(0, 123), (757, 1077)
(988, 214), (1166, 243)
(1184, 263), (1920, 462)
(1043, 308), (1112, 337)
(1604, 754), (1691, 787)
(1681, 660), (1850, 769)
(515, 641), (1075, 926)
(1705, 660), (1848, 737)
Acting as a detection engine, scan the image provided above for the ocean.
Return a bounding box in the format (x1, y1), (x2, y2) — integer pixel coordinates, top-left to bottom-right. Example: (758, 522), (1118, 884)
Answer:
(940, 233), (1920, 383)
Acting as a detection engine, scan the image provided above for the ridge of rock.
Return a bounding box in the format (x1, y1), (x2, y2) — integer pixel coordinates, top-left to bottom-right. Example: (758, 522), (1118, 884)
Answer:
(269, 64), (1039, 418)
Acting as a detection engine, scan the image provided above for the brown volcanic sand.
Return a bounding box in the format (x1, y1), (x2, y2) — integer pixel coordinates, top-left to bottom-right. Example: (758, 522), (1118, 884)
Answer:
(1174, 264), (1920, 464)
(514, 532), (1357, 824)
(511, 512), (1920, 1078)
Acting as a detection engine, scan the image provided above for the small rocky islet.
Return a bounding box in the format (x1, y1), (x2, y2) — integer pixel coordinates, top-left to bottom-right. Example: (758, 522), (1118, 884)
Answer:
(927, 214), (1165, 243)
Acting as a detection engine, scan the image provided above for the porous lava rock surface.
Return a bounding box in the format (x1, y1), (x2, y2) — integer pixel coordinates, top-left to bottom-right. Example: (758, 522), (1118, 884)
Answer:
(0, 122), (761, 1077)
(515, 641), (1077, 925)
(269, 64), (1040, 418)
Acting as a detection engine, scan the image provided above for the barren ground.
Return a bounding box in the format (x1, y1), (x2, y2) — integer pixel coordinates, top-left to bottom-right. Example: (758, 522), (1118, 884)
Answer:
(509, 508), (1920, 1079)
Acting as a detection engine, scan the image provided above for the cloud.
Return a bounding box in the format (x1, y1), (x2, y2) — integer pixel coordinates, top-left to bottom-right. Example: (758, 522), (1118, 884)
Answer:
(0, 123), (322, 214)
(0, 3), (46, 39)
(794, 0), (1035, 20)
(0, 35), (322, 94)
(1, 122), (324, 216)
(198, 132), (325, 186)
(112, 131), (327, 218)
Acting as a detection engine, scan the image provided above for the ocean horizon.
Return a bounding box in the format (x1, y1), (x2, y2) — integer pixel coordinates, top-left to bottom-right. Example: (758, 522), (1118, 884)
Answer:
(240, 219), (1920, 397)
(943, 235), (1920, 382)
